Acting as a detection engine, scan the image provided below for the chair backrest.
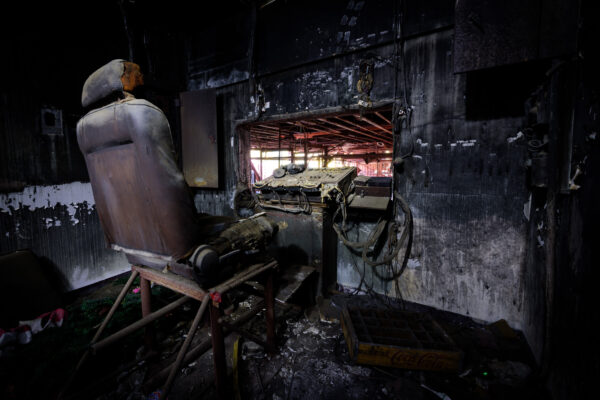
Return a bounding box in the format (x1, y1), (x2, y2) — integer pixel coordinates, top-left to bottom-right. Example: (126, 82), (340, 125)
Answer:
(77, 60), (199, 261)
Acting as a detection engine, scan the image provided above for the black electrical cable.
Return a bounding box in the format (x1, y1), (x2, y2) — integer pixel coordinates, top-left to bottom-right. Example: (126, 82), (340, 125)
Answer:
(333, 191), (413, 282)
(393, 0), (416, 161)
(256, 190), (312, 214)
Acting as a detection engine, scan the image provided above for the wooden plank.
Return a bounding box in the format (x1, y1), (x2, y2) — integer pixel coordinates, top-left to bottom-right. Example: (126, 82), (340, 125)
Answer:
(133, 265), (207, 301)
(354, 114), (391, 135)
(302, 120), (371, 143)
(319, 118), (392, 145)
(335, 116), (391, 142)
(134, 261), (278, 300)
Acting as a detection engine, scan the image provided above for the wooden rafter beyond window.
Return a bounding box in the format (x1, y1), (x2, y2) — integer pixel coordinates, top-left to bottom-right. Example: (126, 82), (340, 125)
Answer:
(242, 106), (394, 178)
(243, 106), (393, 152)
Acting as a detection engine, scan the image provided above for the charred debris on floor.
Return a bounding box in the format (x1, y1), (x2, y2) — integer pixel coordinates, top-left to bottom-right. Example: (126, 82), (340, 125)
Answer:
(1, 270), (546, 400)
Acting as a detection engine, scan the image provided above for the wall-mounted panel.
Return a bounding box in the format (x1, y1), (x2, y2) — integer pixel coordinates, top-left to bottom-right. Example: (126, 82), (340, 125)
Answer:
(180, 90), (220, 188)
(454, 0), (578, 73)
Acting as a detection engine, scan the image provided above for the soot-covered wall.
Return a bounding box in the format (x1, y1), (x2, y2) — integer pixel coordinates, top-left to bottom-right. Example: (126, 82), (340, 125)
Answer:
(184, 0), (537, 347)
(2, 4), (596, 396)
(0, 2), (186, 290)
(185, 4), (596, 385)
(0, 3), (131, 290)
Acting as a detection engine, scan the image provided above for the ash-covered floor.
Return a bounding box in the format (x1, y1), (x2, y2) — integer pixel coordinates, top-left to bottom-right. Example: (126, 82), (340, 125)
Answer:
(1, 275), (549, 400)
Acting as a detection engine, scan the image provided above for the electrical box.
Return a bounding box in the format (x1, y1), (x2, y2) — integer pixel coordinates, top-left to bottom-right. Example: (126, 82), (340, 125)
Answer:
(41, 107), (63, 136)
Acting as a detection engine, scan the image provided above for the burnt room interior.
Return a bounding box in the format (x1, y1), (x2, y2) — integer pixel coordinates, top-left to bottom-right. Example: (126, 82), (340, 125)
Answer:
(1, 0), (598, 399)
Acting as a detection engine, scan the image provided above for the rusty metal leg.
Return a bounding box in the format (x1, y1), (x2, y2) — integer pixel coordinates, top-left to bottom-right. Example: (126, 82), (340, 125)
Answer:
(265, 269), (276, 354)
(140, 277), (154, 349)
(210, 302), (228, 400)
(58, 269), (140, 399)
(161, 295), (210, 399)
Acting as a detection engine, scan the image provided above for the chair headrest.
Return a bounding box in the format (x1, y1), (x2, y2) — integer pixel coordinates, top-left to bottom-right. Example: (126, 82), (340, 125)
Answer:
(81, 59), (126, 108)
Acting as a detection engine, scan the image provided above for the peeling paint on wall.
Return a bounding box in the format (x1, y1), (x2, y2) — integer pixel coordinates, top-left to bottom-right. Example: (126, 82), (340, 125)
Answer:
(449, 139), (477, 148)
(0, 182), (95, 224)
(0, 182), (127, 291)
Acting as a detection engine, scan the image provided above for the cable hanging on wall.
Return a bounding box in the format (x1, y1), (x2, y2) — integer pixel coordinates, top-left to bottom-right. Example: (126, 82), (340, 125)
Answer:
(333, 0), (415, 306)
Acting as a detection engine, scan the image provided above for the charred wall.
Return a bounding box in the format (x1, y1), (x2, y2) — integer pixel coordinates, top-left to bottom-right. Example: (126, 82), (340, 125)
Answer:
(531, 5), (600, 394)
(0, 2), (186, 290)
(0, 2), (595, 397)
(0, 3), (129, 289)
(185, 6), (596, 392)
(185, 0), (535, 347)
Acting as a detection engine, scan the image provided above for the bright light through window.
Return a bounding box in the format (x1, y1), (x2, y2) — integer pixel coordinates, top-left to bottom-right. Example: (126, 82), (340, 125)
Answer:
(244, 110), (394, 182)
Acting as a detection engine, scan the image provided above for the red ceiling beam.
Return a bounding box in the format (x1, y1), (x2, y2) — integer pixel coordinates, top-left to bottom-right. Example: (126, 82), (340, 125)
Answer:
(374, 111), (392, 125)
(353, 114), (391, 135)
(318, 118), (392, 145)
(333, 116), (391, 142)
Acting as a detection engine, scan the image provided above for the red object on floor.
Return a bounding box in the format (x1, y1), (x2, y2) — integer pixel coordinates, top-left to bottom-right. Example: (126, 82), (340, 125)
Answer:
(0, 308), (66, 347)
